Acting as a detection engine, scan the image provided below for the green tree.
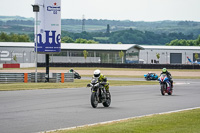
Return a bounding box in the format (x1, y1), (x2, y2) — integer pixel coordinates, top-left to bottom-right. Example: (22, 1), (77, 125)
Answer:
(75, 38), (98, 44)
(87, 40), (98, 44)
(196, 35), (200, 46)
(18, 34), (30, 42)
(0, 32), (9, 42)
(156, 53), (160, 63)
(10, 33), (19, 42)
(13, 55), (17, 62)
(0, 32), (30, 42)
(119, 51), (124, 63)
(61, 36), (74, 43)
(75, 38), (88, 43)
(166, 36), (200, 46)
(194, 53), (199, 61)
(83, 50), (88, 62)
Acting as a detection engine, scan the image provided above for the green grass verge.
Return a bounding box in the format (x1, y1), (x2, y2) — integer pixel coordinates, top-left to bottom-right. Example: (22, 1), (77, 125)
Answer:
(0, 80), (158, 91)
(51, 108), (200, 133)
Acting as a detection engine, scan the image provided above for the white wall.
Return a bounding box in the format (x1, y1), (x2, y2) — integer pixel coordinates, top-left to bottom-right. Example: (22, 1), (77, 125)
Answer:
(140, 49), (199, 64)
(20, 63), (35, 68)
(0, 63), (35, 68)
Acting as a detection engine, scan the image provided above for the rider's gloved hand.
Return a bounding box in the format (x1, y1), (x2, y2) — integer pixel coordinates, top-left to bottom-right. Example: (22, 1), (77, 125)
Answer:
(87, 84), (91, 87)
(100, 82), (106, 85)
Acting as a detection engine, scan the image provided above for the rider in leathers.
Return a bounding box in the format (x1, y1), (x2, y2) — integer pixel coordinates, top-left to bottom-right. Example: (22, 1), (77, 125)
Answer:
(160, 68), (173, 89)
(93, 69), (110, 95)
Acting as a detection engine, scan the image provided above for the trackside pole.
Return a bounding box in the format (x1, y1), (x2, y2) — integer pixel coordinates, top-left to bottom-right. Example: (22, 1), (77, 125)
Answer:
(46, 54), (49, 82)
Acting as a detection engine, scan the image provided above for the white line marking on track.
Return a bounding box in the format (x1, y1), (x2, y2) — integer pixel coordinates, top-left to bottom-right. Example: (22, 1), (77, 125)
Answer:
(40, 106), (200, 133)
(175, 82), (190, 85)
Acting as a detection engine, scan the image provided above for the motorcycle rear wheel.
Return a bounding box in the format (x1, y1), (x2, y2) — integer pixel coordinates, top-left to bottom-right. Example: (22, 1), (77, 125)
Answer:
(103, 92), (111, 107)
(168, 90), (172, 95)
(91, 92), (98, 108)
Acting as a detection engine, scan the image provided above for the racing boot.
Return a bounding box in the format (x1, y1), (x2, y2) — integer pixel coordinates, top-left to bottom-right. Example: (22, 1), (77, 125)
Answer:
(105, 85), (110, 98)
(171, 81), (173, 90)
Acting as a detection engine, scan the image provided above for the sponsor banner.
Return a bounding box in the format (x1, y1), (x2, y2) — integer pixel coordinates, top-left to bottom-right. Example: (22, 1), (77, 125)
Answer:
(34, 0), (61, 54)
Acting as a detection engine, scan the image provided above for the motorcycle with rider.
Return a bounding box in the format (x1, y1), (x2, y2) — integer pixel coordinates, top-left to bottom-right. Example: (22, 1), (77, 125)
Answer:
(87, 69), (111, 108)
(68, 68), (81, 79)
(158, 68), (173, 95)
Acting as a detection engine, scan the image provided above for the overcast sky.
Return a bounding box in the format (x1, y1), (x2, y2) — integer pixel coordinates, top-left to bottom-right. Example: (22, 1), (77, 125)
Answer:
(0, 0), (199, 21)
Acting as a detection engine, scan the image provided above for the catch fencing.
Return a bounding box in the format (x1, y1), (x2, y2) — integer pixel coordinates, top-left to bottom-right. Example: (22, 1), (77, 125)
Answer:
(38, 63), (200, 69)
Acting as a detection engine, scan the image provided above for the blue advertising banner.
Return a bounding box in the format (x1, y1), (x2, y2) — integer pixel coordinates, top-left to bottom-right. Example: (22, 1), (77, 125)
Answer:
(34, 0), (61, 54)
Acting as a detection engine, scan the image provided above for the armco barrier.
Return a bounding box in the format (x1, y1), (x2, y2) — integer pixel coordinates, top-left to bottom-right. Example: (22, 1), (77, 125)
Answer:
(0, 73), (31, 83)
(61, 73), (74, 82)
(31, 73), (46, 82)
(37, 63), (200, 69)
(65, 73), (74, 82)
(0, 73), (74, 83)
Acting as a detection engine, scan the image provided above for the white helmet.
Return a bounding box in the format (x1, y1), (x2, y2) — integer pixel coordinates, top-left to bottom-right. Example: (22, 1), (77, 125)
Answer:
(94, 69), (101, 78)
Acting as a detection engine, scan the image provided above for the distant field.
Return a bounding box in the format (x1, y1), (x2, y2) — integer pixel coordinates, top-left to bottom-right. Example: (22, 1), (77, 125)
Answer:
(93, 37), (109, 41)
(61, 25), (106, 32)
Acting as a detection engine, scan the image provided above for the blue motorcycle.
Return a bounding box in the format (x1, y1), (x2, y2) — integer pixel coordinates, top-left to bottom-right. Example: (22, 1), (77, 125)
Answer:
(144, 73), (158, 80)
(158, 74), (172, 95)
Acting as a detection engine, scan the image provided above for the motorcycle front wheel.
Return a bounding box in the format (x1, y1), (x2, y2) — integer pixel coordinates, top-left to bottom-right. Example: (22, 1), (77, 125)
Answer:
(160, 84), (165, 95)
(91, 92), (98, 108)
(103, 92), (111, 107)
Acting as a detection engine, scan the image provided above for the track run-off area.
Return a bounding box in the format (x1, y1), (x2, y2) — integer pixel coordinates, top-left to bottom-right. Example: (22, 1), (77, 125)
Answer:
(0, 78), (200, 133)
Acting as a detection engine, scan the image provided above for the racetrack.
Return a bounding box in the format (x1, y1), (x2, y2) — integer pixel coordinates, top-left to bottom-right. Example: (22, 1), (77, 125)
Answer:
(0, 78), (200, 133)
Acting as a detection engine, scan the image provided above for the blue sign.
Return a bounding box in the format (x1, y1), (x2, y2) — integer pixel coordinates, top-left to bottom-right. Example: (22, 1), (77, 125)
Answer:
(47, 6), (61, 14)
(35, 30), (61, 53)
(34, 0), (61, 54)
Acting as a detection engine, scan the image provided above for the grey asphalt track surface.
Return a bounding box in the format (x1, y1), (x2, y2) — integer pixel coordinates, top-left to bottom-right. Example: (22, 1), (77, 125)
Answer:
(0, 79), (200, 133)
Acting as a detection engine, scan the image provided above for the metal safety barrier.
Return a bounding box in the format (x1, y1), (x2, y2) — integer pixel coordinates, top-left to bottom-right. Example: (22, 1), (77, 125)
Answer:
(0, 72), (74, 83)
(64, 73), (74, 82)
(0, 73), (31, 83)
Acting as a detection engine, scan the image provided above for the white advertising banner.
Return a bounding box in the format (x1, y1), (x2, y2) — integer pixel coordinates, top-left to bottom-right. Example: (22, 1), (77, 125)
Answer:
(34, 0), (61, 53)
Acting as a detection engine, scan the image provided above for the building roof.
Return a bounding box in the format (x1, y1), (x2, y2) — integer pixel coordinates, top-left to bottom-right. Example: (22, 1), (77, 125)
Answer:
(1, 42), (200, 50)
(61, 43), (144, 51)
(0, 42), (34, 47)
(141, 45), (200, 50)
(0, 42), (144, 51)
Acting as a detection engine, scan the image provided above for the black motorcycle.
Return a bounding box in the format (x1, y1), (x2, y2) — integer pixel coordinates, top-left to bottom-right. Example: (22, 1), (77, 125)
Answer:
(87, 77), (111, 108)
(74, 72), (81, 79)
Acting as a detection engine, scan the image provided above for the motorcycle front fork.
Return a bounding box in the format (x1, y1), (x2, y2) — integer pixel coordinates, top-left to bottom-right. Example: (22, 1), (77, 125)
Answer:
(166, 82), (171, 91)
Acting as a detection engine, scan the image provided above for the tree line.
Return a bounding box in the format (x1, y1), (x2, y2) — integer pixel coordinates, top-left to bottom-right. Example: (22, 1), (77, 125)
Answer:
(61, 29), (195, 45)
(166, 35), (200, 46)
(0, 32), (30, 42)
(1, 29), (198, 46)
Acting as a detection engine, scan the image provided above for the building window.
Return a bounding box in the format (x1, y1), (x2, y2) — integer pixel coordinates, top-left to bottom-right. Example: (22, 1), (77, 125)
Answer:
(126, 52), (139, 63)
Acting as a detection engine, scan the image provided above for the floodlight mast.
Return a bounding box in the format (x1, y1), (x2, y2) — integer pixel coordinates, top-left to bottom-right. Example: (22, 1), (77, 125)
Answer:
(32, 4), (39, 83)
